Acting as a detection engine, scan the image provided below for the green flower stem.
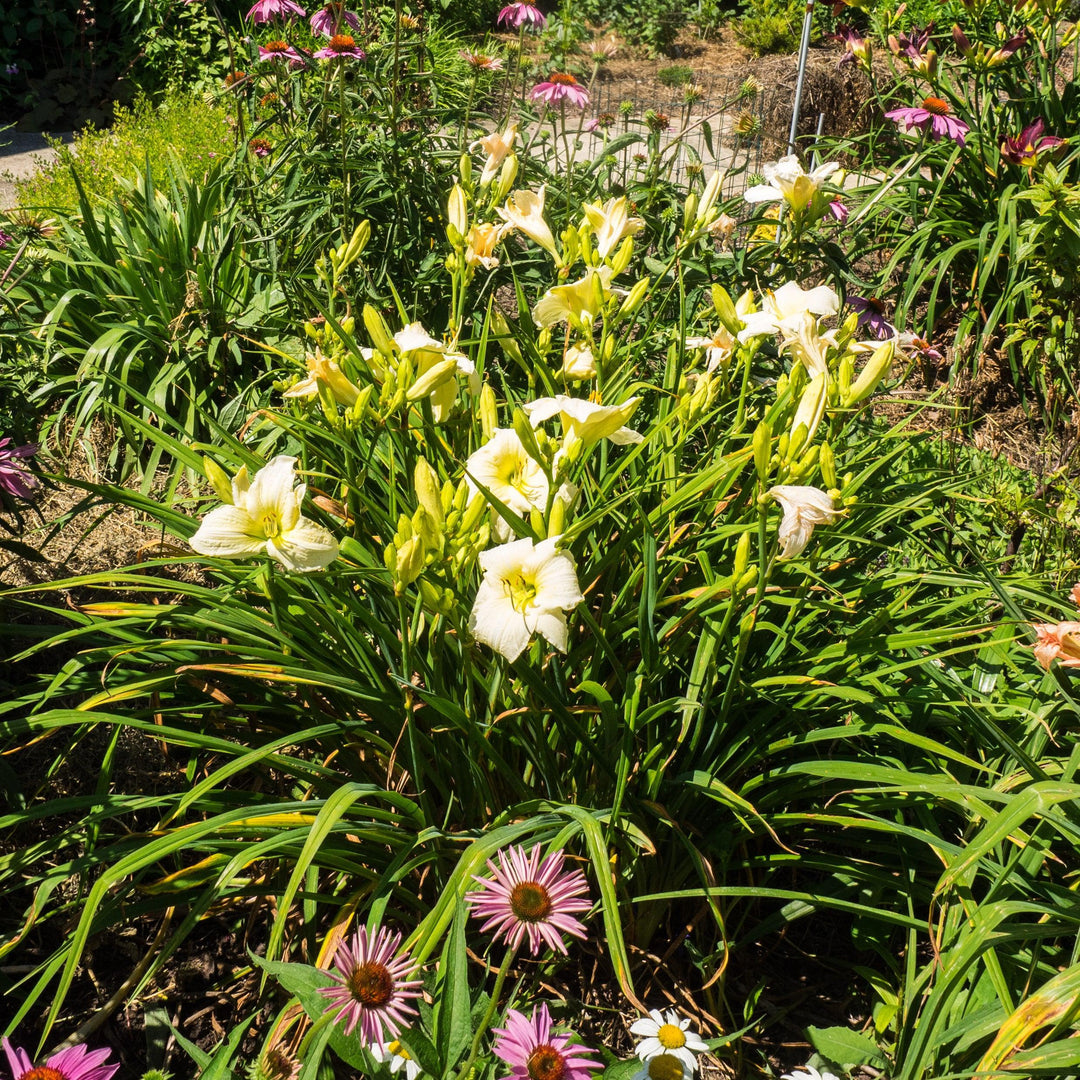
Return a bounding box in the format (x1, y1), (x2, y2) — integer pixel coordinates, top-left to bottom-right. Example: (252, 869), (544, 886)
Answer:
(456, 944), (517, 1080)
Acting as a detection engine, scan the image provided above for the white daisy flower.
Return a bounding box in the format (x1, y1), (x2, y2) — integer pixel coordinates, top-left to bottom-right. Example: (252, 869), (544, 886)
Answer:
(371, 1039), (422, 1080)
(781, 1066), (840, 1080)
(632, 1053), (693, 1080)
(630, 1009), (708, 1074)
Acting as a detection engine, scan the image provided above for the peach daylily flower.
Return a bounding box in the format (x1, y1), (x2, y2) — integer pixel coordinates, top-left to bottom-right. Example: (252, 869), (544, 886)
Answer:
(1032, 622), (1080, 671)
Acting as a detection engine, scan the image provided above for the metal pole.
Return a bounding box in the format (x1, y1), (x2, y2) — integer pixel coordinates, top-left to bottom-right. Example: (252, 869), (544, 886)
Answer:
(787, 0), (816, 155)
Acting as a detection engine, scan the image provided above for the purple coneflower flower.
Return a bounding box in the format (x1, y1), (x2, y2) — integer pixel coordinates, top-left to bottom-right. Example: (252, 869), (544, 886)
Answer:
(884, 96), (969, 147)
(310, 2), (360, 37)
(3, 1038), (117, 1080)
(0, 439), (38, 499)
(498, 2), (546, 29)
(899, 332), (943, 364)
(249, 137), (272, 157)
(466, 843), (590, 955)
(3, 64), (18, 76)
(314, 32), (366, 59)
(1001, 118), (1065, 166)
(318, 926), (422, 1050)
(493, 1004), (601, 1080)
(530, 73), (589, 109)
(460, 50), (505, 72)
(258, 39), (304, 63)
(0, 228), (11, 249)
(247, 0), (306, 22)
(848, 295), (895, 339)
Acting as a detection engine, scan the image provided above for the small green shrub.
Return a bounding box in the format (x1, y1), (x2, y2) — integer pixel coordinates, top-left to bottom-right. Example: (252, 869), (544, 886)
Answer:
(735, 0), (805, 56)
(15, 92), (236, 213)
(657, 63), (695, 87)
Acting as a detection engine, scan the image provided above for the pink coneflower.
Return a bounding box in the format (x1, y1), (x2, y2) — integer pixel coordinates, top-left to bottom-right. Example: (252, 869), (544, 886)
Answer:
(461, 50), (505, 72)
(884, 96), (969, 147)
(314, 32), (366, 59)
(258, 39), (304, 63)
(493, 1004), (601, 1080)
(498, 2), (546, 28)
(899, 332), (943, 364)
(2, 1038), (118, 1080)
(310, 2), (360, 37)
(0, 228), (11, 249)
(318, 926), (422, 1049)
(1001, 118), (1065, 167)
(249, 137), (273, 157)
(467, 843), (590, 956)
(848, 295), (894, 339)
(0, 438), (38, 499)
(247, 0), (306, 23)
(530, 73), (589, 109)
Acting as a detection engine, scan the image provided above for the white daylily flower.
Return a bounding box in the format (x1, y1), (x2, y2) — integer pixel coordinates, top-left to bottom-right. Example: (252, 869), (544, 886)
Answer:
(469, 536), (584, 661)
(743, 154), (839, 212)
(768, 484), (843, 559)
(779, 311), (839, 380)
(532, 267), (619, 330)
(524, 394), (644, 446)
(562, 342), (596, 380)
(582, 195), (644, 260)
(630, 1009), (708, 1074)
(496, 186), (559, 259)
(472, 124), (517, 187)
(394, 322), (475, 421)
(283, 349), (363, 406)
(781, 1068), (840, 1080)
(371, 1040), (422, 1080)
(685, 324), (737, 372)
(189, 456), (339, 572)
(738, 281), (840, 342)
(465, 428), (550, 518)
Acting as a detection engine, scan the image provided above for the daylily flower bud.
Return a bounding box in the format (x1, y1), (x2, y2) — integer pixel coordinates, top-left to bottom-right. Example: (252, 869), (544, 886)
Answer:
(682, 191), (699, 236)
(609, 235), (634, 276)
(415, 457), (443, 526)
(489, 308), (522, 363)
(548, 494), (566, 536)
(495, 154), (519, 202)
(711, 284), (741, 334)
(460, 152), (472, 184)
(363, 303), (395, 357)
(753, 420), (772, 483)
(699, 169), (724, 223)
(512, 407), (546, 467)
(448, 184), (468, 241)
(820, 441), (837, 488)
(203, 457), (235, 504)
(844, 340), (893, 406)
(480, 383), (499, 439)
(617, 277), (650, 319)
(407, 356), (459, 401)
(733, 529), (751, 579)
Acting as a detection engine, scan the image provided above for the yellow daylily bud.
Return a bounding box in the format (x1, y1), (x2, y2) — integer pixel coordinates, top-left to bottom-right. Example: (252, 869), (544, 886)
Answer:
(480, 383), (499, 440)
(699, 169), (724, 222)
(617, 277), (650, 320)
(495, 154), (519, 202)
(733, 529), (751, 579)
(406, 356), (459, 401)
(489, 308), (522, 363)
(820, 441), (837, 489)
(447, 185), (468, 244)
(414, 457), (443, 526)
(548, 495), (566, 537)
(609, 235), (634, 276)
(789, 371), (828, 448)
(736, 566), (759, 594)
(682, 191), (699, 235)
(204, 457), (234, 504)
(512, 407), (545, 466)
(711, 285), (740, 334)
(393, 535), (425, 593)
(364, 304), (395, 357)
(753, 420), (772, 483)
(529, 508), (544, 535)
(844, 340), (894, 406)
(461, 491), (488, 535)
(459, 152), (472, 185)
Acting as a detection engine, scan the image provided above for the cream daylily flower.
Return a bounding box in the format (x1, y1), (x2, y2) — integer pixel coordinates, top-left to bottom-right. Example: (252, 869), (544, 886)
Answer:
(465, 428), (550, 518)
(189, 455), (339, 572)
(562, 342), (596, 380)
(768, 484), (843, 560)
(496, 186), (559, 259)
(283, 349), (363, 406)
(473, 124), (518, 187)
(465, 222), (505, 271)
(738, 281), (840, 342)
(395, 322), (476, 421)
(533, 267), (619, 330)
(524, 394), (644, 446)
(469, 536), (584, 661)
(779, 311), (839, 380)
(743, 154), (839, 212)
(582, 195), (644, 260)
(685, 324), (737, 372)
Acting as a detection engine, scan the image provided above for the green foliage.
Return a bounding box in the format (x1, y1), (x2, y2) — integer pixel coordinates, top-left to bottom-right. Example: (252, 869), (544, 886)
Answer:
(734, 0), (806, 56)
(657, 64), (695, 88)
(559, 0), (688, 56)
(15, 92), (236, 213)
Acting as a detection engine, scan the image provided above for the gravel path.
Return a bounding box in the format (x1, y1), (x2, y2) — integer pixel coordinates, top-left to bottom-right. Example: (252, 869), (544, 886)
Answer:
(0, 131), (74, 209)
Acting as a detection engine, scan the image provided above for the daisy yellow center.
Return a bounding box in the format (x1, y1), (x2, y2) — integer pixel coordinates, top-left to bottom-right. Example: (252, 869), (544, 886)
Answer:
(387, 1041), (412, 1060)
(526, 1045), (566, 1080)
(922, 96), (950, 115)
(347, 960), (394, 1007)
(647, 1056), (686, 1080)
(509, 880), (553, 921)
(507, 572), (539, 614)
(657, 1024), (687, 1049)
(21, 1070), (65, 1080)
(549, 73), (579, 86)
(330, 33), (356, 49)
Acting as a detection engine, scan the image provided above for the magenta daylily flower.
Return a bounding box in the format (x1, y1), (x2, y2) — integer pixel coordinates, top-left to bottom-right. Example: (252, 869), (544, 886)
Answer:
(828, 199), (848, 223)
(314, 32), (366, 59)
(1000, 118), (1065, 166)
(889, 22), (933, 61)
(0, 438), (38, 499)
(310, 2), (361, 37)
(247, 0), (306, 23)
(497, 2), (546, 28)
(3, 1038), (118, 1080)
(953, 24), (1026, 67)
(884, 96), (969, 147)
(831, 24), (871, 69)
(530, 72), (589, 108)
